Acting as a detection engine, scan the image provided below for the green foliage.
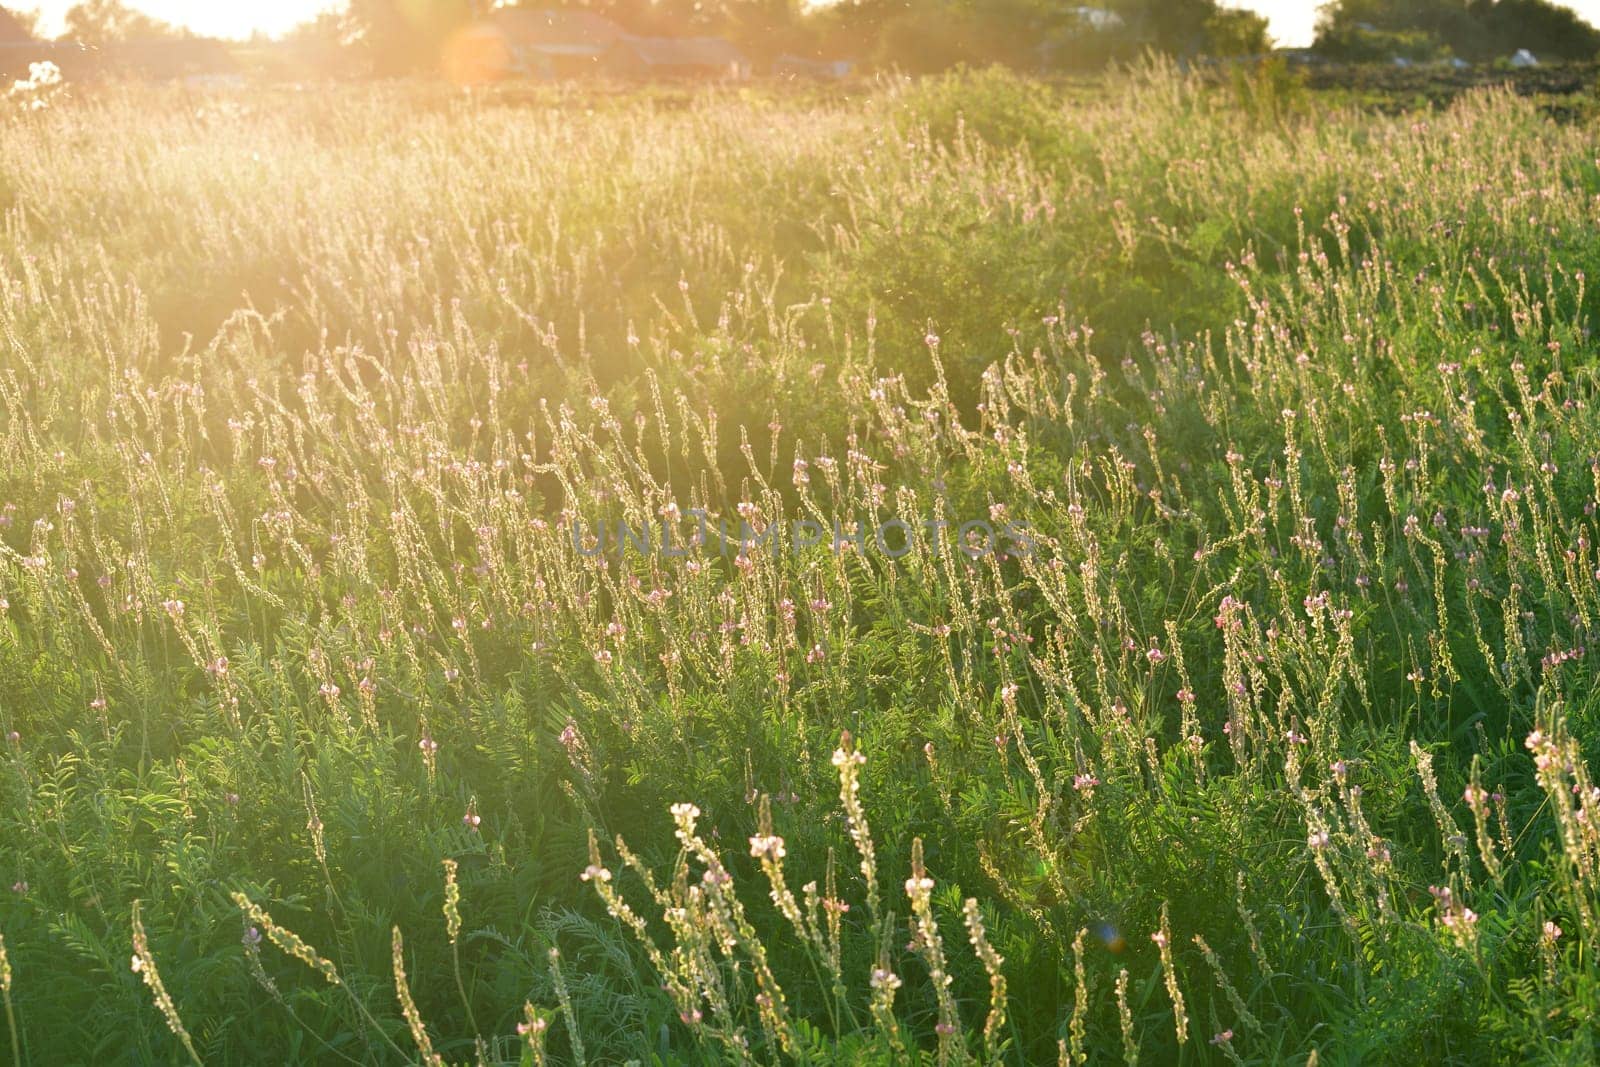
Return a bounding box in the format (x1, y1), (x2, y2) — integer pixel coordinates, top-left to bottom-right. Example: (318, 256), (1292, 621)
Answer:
(5, 67), (1600, 1064)
(62, 0), (179, 45)
(1316, 0), (1600, 62)
(1204, 7), (1272, 56)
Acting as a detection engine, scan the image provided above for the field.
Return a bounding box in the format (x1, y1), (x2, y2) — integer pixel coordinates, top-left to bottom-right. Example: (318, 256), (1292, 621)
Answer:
(5, 62), (1600, 1064)
(1292, 57), (1600, 119)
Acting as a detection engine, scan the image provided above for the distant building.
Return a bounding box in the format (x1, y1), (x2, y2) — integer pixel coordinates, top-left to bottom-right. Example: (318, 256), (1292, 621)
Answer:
(483, 8), (624, 78)
(1066, 6), (1125, 32)
(773, 54), (854, 81)
(604, 35), (751, 81)
(448, 8), (750, 83)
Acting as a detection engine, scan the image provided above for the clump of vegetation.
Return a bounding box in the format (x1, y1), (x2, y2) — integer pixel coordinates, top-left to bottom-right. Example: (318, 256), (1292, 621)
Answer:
(5, 64), (1600, 1062)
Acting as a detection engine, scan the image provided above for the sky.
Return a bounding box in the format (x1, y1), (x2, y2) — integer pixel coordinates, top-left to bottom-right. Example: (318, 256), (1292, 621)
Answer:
(13, 0), (1600, 46)
(1225, 1), (1600, 46)
(23, 1), (341, 40)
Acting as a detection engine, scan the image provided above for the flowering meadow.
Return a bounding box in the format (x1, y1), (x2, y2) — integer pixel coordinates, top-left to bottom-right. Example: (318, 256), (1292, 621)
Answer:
(3, 63), (1600, 1063)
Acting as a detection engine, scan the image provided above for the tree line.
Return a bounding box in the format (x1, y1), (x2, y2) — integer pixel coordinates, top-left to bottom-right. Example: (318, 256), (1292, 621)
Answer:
(1315, 0), (1600, 62)
(9, 0), (1600, 74)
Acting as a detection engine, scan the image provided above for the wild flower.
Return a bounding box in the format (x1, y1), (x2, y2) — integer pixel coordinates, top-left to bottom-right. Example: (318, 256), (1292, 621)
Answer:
(1151, 905), (1187, 1044)
(9, 61), (62, 110)
(518, 1003), (550, 1065)
(748, 833), (785, 860)
(130, 902), (202, 1066)
(391, 927), (443, 1067)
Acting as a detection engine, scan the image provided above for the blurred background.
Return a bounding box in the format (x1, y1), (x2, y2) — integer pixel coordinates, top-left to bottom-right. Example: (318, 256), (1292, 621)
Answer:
(2, 1), (1600, 87)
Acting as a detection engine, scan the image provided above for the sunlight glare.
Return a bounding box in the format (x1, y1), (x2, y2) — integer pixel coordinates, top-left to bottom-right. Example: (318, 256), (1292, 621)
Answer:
(29, 0), (342, 41)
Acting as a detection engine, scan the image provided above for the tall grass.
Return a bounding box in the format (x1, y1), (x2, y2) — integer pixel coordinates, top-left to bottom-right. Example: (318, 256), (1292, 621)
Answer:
(2, 63), (1600, 1062)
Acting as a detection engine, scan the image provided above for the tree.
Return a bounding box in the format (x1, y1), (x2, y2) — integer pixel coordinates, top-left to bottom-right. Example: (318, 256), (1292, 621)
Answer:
(0, 6), (39, 41)
(1468, 0), (1600, 60)
(1205, 7), (1271, 55)
(724, 0), (813, 63)
(282, 9), (367, 77)
(1315, 0), (1600, 60)
(63, 0), (180, 46)
(1112, 0), (1221, 55)
(1318, 0), (1478, 47)
(344, 0), (479, 74)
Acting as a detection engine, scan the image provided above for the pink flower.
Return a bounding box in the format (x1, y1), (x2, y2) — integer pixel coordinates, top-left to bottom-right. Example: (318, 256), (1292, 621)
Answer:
(748, 834), (786, 860)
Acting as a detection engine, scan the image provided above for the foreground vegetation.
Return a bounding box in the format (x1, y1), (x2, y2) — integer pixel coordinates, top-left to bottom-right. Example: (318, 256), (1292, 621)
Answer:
(5, 65), (1600, 1063)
